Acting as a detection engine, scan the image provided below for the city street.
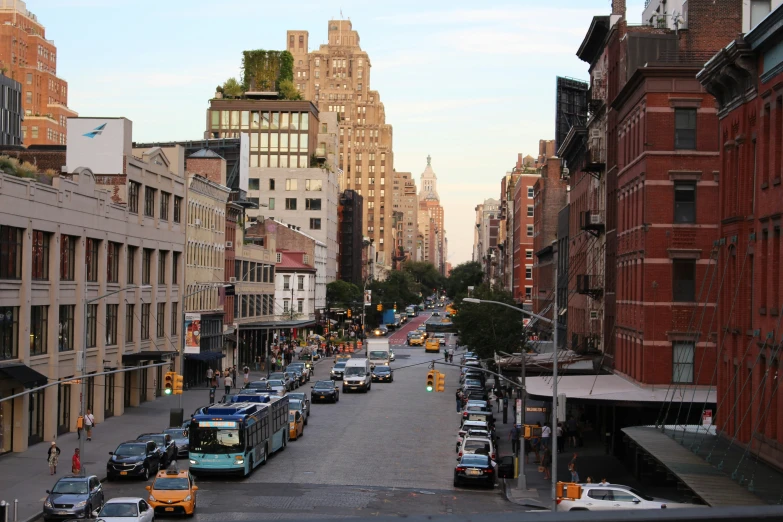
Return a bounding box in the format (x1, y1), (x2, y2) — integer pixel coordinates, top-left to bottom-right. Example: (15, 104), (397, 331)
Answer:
(52, 312), (524, 519)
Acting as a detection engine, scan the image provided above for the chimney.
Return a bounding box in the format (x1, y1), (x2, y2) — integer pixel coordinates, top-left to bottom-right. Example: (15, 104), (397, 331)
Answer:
(612, 0), (626, 18)
(516, 153), (523, 170)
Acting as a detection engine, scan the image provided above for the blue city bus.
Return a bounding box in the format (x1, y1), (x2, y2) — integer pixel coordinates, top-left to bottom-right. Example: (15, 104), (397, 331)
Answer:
(188, 397), (289, 477)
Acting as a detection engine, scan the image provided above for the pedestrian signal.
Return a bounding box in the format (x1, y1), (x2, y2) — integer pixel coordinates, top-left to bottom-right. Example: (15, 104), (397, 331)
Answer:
(163, 371), (175, 395)
(347, 309), (352, 318)
(426, 370), (436, 392)
(377, 304), (382, 311)
(173, 374), (184, 395)
(523, 424), (543, 440)
(436, 372), (445, 392)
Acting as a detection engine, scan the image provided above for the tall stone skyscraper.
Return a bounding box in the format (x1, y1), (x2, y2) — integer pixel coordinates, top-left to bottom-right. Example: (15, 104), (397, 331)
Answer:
(287, 20), (394, 271)
(418, 155), (446, 274)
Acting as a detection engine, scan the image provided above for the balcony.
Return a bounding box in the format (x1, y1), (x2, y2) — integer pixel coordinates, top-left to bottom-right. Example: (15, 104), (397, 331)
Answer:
(576, 274), (603, 299)
(580, 210), (605, 237)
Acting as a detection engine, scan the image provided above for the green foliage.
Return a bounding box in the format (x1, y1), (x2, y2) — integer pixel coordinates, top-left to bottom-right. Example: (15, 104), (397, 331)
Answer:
(241, 49), (295, 93)
(278, 79), (302, 101)
(402, 261), (445, 296)
(452, 284), (524, 360)
(445, 261), (484, 299)
(326, 280), (362, 307)
(279, 50), (294, 83)
(222, 77), (244, 98)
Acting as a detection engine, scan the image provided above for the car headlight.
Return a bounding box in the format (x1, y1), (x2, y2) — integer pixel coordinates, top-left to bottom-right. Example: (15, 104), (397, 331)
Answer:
(184, 495), (191, 502)
(189, 459), (197, 465)
(75, 501), (87, 507)
(44, 499), (53, 508)
(148, 494), (156, 502)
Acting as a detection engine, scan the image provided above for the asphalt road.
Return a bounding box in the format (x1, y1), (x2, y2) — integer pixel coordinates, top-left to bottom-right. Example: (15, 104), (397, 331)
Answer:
(97, 312), (524, 518)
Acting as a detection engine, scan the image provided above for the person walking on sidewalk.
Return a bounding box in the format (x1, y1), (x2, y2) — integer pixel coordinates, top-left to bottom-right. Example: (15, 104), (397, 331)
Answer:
(224, 373), (233, 395)
(206, 367), (213, 386)
(569, 452), (579, 483)
(47, 441), (61, 475)
(541, 423), (551, 450)
(231, 366), (238, 385)
(84, 410), (95, 441)
(510, 424), (521, 455)
(243, 366), (250, 387)
(502, 395), (509, 424)
(557, 422), (565, 453)
(495, 388), (503, 413)
(541, 448), (552, 480)
(71, 448), (81, 475)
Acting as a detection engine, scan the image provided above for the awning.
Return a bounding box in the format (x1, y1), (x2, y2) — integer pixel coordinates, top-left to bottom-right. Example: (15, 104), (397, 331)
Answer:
(0, 363), (48, 388)
(184, 351), (225, 362)
(121, 350), (178, 364)
(238, 318), (317, 331)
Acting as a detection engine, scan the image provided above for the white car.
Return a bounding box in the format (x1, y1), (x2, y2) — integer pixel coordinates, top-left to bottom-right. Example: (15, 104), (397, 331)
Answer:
(558, 484), (698, 511)
(456, 420), (490, 451)
(457, 436), (496, 461)
(97, 497), (154, 522)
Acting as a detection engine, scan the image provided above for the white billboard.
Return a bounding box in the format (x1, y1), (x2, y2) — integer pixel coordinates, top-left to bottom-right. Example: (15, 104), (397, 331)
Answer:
(239, 132), (250, 192)
(66, 118), (132, 174)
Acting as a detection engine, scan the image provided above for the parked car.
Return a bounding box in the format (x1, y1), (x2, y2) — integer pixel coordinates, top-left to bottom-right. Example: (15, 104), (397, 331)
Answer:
(287, 362), (310, 382)
(288, 398), (308, 426)
(558, 484), (698, 511)
(135, 433), (177, 467)
(457, 436), (496, 461)
(97, 497), (154, 522)
(286, 392), (311, 419)
(453, 454), (496, 488)
(163, 427), (189, 458)
(311, 380), (340, 403)
(106, 441), (162, 481)
(43, 475), (104, 522)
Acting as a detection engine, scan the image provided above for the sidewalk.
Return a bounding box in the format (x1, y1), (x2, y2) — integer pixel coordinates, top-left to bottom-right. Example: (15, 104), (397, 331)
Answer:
(0, 363), (323, 522)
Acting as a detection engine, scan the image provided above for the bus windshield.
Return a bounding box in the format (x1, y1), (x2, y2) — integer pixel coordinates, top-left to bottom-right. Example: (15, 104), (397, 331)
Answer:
(190, 426), (243, 454)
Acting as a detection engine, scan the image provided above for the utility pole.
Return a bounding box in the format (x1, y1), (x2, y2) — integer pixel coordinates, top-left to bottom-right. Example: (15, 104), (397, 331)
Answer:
(551, 272), (559, 513)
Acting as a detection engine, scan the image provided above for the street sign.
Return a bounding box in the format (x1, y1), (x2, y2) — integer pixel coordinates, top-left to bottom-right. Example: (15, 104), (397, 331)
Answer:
(364, 290), (372, 306)
(516, 398), (522, 425)
(702, 409), (713, 427)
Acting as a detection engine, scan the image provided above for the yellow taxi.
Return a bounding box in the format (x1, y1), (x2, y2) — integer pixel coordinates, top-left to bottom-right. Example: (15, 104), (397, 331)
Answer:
(146, 469), (198, 516)
(289, 409), (304, 440)
(425, 338), (440, 353)
(335, 354), (352, 363)
(409, 335), (424, 346)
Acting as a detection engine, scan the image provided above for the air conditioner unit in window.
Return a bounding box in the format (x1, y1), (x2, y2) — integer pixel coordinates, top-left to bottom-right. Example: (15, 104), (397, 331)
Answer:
(229, 277), (237, 283)
(226, 241), (233, 248)
(590, 213), (603, 225)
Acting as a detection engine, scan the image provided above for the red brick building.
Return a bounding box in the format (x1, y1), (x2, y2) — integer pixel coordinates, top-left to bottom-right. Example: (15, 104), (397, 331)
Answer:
(512, 165), (540, 304)
(698, 6), (783, 469)
(0, 1), (75, 146)
(532, 156), (566, 322)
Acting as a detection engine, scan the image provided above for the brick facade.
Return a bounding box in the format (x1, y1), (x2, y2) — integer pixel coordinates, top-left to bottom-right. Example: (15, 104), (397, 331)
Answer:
(532, 156), (566, 322)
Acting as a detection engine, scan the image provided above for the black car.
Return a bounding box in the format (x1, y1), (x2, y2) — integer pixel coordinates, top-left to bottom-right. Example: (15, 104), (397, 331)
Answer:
(244, 380), (270, 391)
(163, 427), (189, 458)
(43, 475), (104, 521)
(135, 433), (177, 467)
(287, 363), (310, 383)
(106, 441), (162, 481)
(288, 367), (306, 385)
(454, 454), (496, 488)
(371, 365), (394, 383)
(311, 380), (340, 403)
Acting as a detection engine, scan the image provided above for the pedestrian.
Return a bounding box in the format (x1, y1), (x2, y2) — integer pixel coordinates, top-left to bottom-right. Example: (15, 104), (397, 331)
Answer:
(495, 388), (503, 413)
(232, 366), (237, 384)
(83, 409), (95, 441)
(502, 395), (509, 424)
(243, 366), (250, 386)
(524, 438), (533, 465)
(71, 448), (81, 475)
(224, 373), (233, 395)
(260, 355), (266, 372)
(455, 389), (463, 413)
(541, 448), (552, 480)
(76, 414), (83, 440)
(47, 441), (61, 475)
(211, 373), (219, 389)
(569, 452), (579, 483)
(510, 424), (521, 455)
(557, 422), (565, 453)
(206, 367), (213, 386)
(586, 476), (593, 484)
(541, 423), (551, 450)
(567, 416), (578, 448)
(270, 355), (277, 372)
(599, 478), (609, 486)
(531, 422), (541, 463)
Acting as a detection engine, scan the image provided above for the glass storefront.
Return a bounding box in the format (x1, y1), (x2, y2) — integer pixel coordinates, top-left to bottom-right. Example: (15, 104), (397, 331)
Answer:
(104, 373), (115, 419)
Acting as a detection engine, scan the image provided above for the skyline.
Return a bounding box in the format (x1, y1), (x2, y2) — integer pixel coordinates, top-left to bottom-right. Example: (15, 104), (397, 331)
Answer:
(34, 0), (644, 266)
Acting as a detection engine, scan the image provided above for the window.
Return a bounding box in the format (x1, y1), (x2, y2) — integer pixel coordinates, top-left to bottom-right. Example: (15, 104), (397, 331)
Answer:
(58, 305), (74, 352)
(172, 252), (180, 285)
(527, 187), (534, 198)
(674, 182), (696, 223)
(297, 299), (304, 313)
(672, 341), (694, 383)
(144, 187), (155, 217)
(310, 218), (322, 230)
(127, 246), (136, 284)
(284, 275), (291, 290)
(526, 266), (533, 279)
(125, 304), (134, 342)
(160, 192), (170, 221)
(306, 198), (322, 210)
(171, 302), (178, 336)
(527, 225), (534, 237)
(128, 182), (140, 214)
(283, 300), (290, 313)
(142, 249), (152, 285)
(30, 305), (48, 355)
(306, 179), (323, 191)
(26, 73), (32, 84)
(525, 286), (533, 300)
(526, 249), (533, 259)
(107, 242), (120, 283)
(298, 275), (305, 290)
(141, 303), (150, 340)
(85, 238), (99, 282)
(248, 179), (259, 190)
(672, 259), (696, 302)
(157, 302), (165, 338)
(173, 196), (182, 223)
(0, 225), (23, 279)
(158, 251), (167, 285)
(0, 305), (18, 360)
(267, 197), (275, 210)
(285, 198), (297, 210)
(527, 205), (534, 218)
(269, 178), (275, 191)
(750, 0), (772, 29)
(285, 179), (297, 191)
(31, 230), (49, 280)
(106, 304), (118, 345)
(86, 304), (97, 348)
(674, 108), (697, 150)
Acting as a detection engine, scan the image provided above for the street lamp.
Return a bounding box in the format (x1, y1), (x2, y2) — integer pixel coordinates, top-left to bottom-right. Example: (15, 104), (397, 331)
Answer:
(80, 284), (151, 477)
(463, 292), (559, 512)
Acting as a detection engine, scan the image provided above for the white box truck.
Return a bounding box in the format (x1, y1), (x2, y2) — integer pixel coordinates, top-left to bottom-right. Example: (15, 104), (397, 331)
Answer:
(367, 339), (391, 368)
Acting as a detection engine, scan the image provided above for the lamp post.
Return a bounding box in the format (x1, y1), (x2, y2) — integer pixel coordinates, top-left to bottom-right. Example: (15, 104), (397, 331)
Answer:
(463, 293), (558, 511)
(80, 284), (151, 477)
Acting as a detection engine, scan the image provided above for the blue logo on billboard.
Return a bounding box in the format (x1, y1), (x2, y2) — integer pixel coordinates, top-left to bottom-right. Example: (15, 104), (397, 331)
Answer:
(82, 123), (106, 138)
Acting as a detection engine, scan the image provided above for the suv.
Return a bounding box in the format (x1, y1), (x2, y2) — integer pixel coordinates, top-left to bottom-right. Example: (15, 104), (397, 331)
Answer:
(287, 362), (310, 382)
(269, 371), (295, 390)
(43, 475), (104, 521)
(558, 484), (696, 511)
(136, 433), (177, 467)
(107, 441), (162, 481)
(458, 436), (496, 461)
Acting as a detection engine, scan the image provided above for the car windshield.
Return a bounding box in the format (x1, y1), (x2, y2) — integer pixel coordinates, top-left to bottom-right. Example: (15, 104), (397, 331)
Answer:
(289, 412), (297, 422)
(153, 477), (189, 490)
(138, 434), (164, 446)
(100, 503), (138, 517)
(288, 393), (305, 400)
(245, 381), (267, 389)
(344, 367), (365, 377)
(374, 366), (390, 373)
(267, 380), (285, 387)
(314, 382), (333, 390)
(52, 480), (88, 494)
(269, 373), (285, 379)
(114, 443), (146, 456)
(369, 351), (388, 359)
(164, 429), (186, 439)
(465, 380), (482, 387)
(189, 426), (243, 454)
(464, 440), (491, 453)
(461, 455), (490, 466)
(289, 399), (302, 409)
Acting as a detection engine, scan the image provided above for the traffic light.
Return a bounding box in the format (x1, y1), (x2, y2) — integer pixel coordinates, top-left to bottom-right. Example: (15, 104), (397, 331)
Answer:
(347, 309), (352, 318)
(556, 482), (582, 501)
(393, 303), (397, 312)
(377, 304), (382, 311)
(163, 371), (175, 395)
(436, 371), (445, 392)
(426, 370), (436, 392)
(523, 424), (543, 440)
(173, 374), (184, 395)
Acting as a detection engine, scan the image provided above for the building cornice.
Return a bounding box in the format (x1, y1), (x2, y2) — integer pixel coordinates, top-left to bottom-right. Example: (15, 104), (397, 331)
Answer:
(696, 38), (757, 119)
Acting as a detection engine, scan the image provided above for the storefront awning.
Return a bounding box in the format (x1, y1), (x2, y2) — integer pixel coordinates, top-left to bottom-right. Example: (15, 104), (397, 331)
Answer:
(238, 319), (317, 331)
(121, 350), (178, 364)
(0, 363), (47, 388)
(184, 351), (225, 361)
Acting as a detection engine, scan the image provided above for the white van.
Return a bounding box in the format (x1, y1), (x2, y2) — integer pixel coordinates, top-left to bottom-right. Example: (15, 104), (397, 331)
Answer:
(342, 358), (372, 393)
(367, 339), (390, 368)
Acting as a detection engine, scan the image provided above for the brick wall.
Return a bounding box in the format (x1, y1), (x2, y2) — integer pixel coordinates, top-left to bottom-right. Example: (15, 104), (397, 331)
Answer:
(186, 157), (225, 186)
(681, 0), (742, 54)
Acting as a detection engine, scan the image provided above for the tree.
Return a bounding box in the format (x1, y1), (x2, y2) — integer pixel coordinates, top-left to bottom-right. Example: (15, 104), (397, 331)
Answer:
(222, 77), (244, 98)
(445, 261), (484, 299)
(278, 79), (302, 101)
(402, 261), (445, 295)
(452, 284), (524, 360)
(326, 280), (361, 307)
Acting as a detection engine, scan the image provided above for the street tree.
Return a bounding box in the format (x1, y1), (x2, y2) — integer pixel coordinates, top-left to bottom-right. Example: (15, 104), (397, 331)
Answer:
(445, 261), (484, 298)
(326, 280), (362, 307)
(452, 284), (524, 360)
(402, 261), (445, 295)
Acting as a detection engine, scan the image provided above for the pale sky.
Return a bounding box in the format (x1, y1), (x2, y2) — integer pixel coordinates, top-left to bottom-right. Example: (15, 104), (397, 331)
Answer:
(40, 0), (645, 266)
